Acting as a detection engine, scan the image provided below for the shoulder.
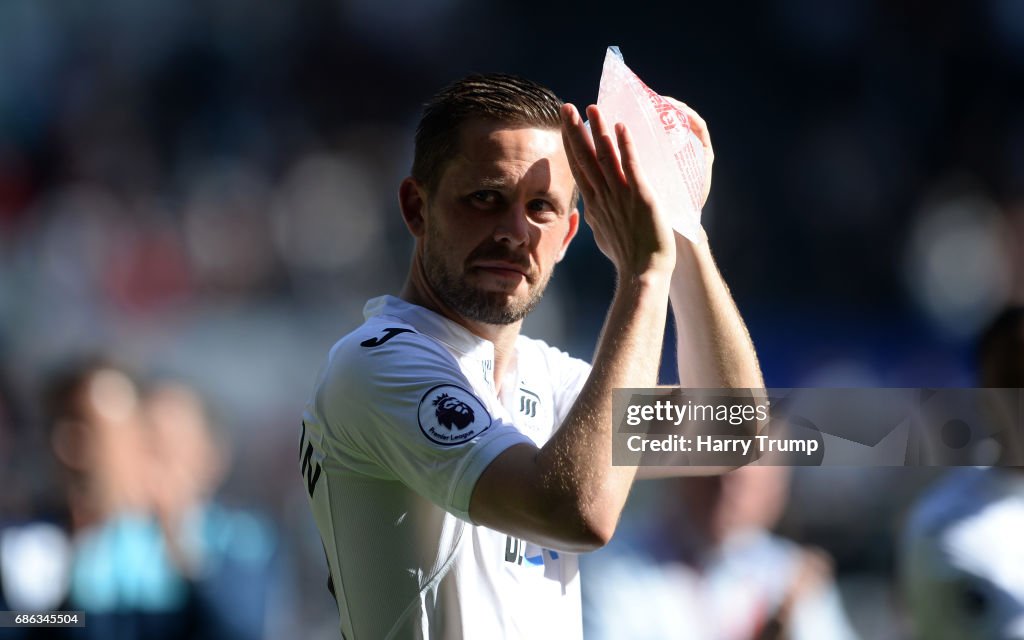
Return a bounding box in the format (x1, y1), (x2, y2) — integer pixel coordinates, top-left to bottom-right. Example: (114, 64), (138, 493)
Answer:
(324, 317), (462, 391)
(901, 469), (999, 587)
(905, 468), (992, 542)
(311, 316), (474, 429)
(314, 317), (495, 443)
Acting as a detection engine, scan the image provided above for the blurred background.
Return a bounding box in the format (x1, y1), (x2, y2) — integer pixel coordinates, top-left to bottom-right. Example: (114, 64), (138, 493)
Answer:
(1, 0), (1022, 638)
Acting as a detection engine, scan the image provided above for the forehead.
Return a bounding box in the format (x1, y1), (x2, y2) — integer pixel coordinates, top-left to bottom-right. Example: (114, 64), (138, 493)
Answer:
(441, 119), (574, 195)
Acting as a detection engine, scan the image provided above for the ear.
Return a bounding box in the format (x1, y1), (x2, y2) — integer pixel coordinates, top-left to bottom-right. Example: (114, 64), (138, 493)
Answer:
(399, 177), (428, 238)
(555, 208), (580, 263)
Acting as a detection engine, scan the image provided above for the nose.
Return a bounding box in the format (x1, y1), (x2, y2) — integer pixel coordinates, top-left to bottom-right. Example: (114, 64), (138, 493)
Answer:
(493, 203), (530, 246)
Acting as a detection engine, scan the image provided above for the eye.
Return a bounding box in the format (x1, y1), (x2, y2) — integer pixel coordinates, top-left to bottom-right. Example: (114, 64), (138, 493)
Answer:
(527, 199), (557, 217)
(469, 190), (500, 207)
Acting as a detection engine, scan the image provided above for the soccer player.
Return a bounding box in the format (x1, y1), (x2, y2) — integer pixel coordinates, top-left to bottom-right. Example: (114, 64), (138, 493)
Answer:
(299, 73), (762, 638)
(902, 308), (1024, 640)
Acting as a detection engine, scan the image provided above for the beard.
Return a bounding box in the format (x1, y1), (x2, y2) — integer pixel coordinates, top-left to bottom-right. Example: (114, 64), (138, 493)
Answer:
(421, 228), (552, 326)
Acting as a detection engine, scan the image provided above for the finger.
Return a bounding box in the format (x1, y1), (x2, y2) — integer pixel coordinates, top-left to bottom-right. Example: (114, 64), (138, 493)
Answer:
(687, 110), (713, 160)
(586, 105), (627, 187)
(560, 103), (604, 196)
(559, 105), (595, 195)
(560, 129), (594, 202)
(614, 122), (652, 197)
(663, 97), (714, 206)
(665, 97), (713, 156)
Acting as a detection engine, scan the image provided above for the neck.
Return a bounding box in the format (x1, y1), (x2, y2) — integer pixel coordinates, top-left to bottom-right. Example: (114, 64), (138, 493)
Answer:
(400, 257), (522, 392)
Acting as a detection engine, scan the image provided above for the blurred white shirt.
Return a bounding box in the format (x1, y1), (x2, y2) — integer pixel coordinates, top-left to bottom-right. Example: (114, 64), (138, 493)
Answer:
(903, 467), (1024, 640)
(583, 527), (860, 640)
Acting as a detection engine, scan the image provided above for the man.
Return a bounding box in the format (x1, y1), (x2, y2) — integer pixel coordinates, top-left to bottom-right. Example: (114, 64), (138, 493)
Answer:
(300, 73), (762, 638)
(143, 380), (280, 640)
(40, 359), (195, 639)
(582, 466), (860, 640)
(902, 308), (1024, 640)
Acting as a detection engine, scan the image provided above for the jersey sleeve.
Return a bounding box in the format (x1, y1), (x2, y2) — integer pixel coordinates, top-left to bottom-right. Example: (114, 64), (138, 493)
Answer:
(313, 330), (533, 522)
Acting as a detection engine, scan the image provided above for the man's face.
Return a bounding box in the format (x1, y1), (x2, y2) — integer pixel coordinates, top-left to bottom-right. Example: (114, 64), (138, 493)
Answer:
(416, 119), (579, 325)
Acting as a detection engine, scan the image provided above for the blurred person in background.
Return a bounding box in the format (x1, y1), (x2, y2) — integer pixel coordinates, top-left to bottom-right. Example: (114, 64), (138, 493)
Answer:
(41, 358), (200, 639)
(143, 379), (282, 640)
(582, 465), (860, 640)
(17, 359), (280, 639)
(902, 307), (1024, 640)
(0, 374), (74, 633)
(299, 73), (762, 638)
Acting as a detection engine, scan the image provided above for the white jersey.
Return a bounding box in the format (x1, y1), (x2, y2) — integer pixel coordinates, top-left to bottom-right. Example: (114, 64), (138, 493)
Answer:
(583, 529), (860, 640)
(301, 295), (591, 639)
(902, 468), (1024, 640)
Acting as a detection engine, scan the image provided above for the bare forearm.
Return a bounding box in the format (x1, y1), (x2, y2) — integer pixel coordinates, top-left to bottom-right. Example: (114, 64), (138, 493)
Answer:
(535, 270), (670, 543)
(627, 233), (764, 482)
(671, 231), (763, 389)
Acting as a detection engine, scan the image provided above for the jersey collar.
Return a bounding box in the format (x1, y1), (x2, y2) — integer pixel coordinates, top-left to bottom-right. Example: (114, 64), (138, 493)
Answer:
(364, 295), (497, 364)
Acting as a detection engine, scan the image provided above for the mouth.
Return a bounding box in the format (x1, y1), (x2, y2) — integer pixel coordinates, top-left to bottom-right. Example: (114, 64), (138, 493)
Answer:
(472, 261), (531, 280)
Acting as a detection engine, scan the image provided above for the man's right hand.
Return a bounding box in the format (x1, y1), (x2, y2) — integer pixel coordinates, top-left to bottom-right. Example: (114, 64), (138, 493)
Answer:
(560, 103), (676, 279)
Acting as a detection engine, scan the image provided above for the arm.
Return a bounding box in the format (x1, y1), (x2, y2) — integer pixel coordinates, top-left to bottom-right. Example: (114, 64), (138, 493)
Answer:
(671, 230), (762, 388)
(669, 103), (763, 390)
(632, 102), (763, 480)
(469, 104), (675, 552)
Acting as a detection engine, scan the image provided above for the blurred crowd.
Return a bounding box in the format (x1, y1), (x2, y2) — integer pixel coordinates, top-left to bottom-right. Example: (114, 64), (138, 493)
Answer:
(1, 0), (1024, 638)
(0, 362), (283, 639)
